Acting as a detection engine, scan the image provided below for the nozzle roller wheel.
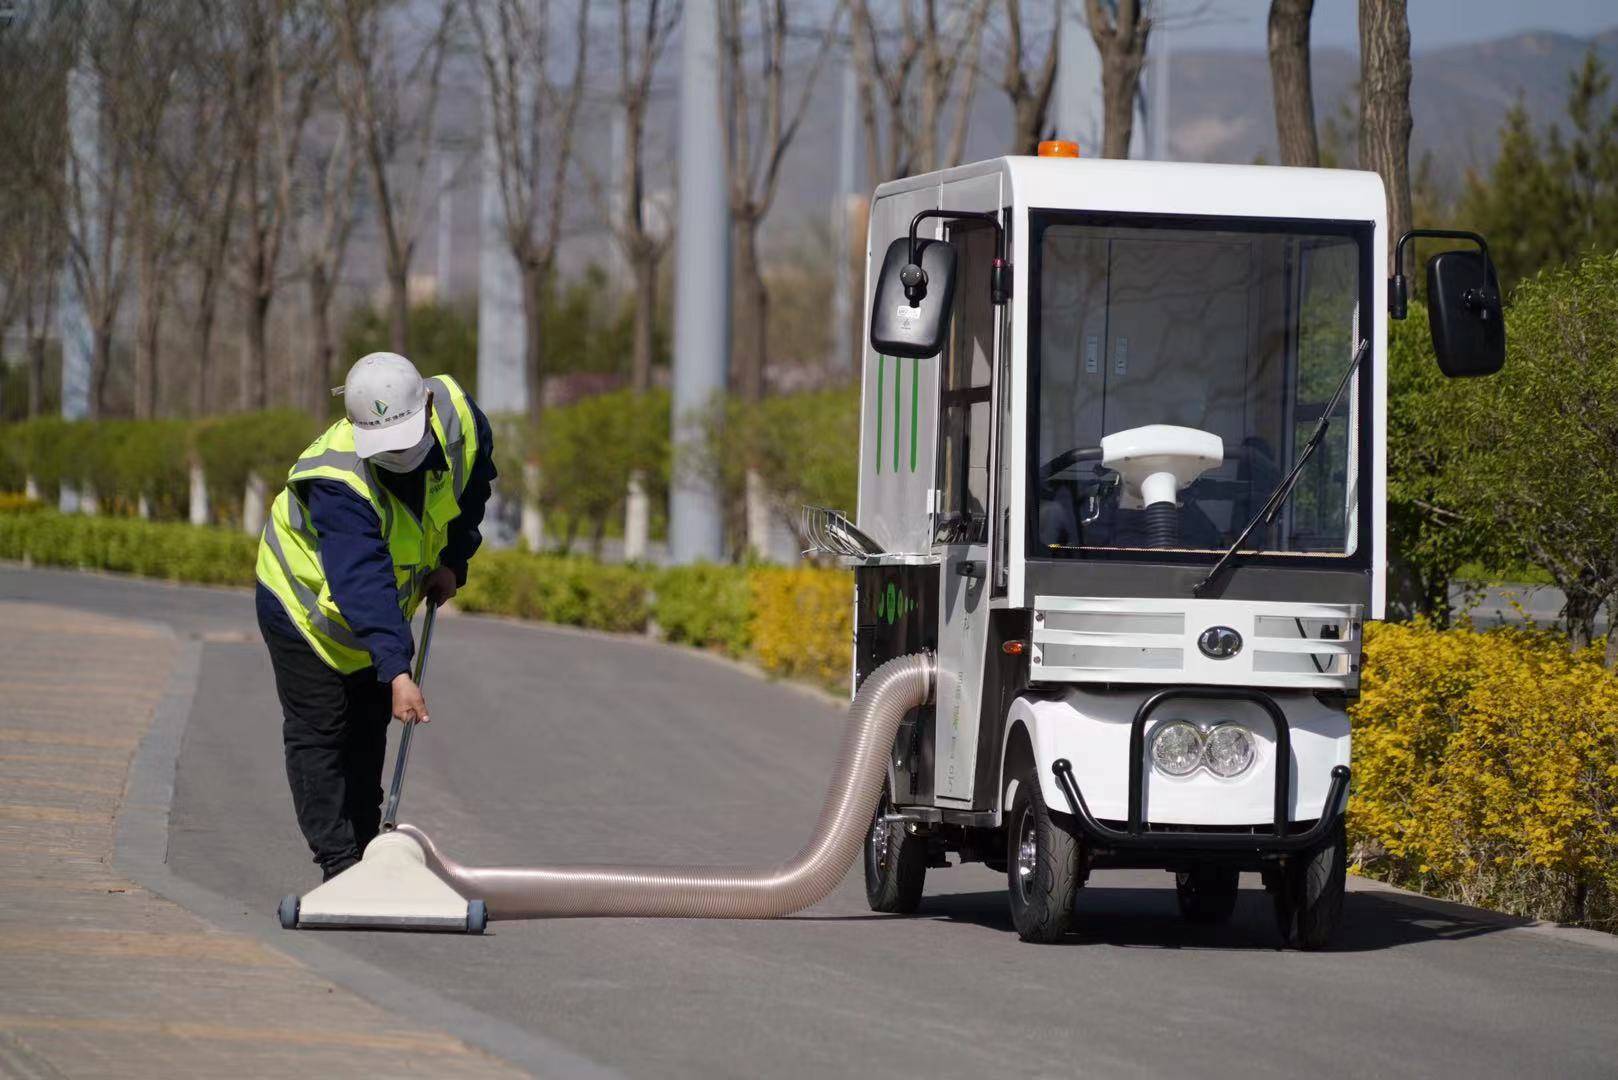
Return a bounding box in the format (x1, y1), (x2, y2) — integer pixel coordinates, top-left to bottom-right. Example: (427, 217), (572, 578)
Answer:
(278, 894), (300, 930)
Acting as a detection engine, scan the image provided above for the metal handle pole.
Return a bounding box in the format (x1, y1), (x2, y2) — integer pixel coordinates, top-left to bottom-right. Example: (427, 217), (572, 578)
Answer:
(381, 601), (437, 831)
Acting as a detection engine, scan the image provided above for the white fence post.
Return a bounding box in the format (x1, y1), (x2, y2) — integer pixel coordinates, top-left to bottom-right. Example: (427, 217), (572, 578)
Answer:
(242, 472), (267, 535)
(188, 462), (210, 526)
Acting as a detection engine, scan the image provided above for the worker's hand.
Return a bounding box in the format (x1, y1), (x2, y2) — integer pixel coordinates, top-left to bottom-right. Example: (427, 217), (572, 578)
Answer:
(424, 566), (458, 605)
(391, 673), (429, 724)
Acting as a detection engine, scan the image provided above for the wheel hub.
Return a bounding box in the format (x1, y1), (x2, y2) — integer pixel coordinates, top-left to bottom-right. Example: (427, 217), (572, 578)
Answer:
(1015, 808), (1038, 902)
(870, 805), (891, 871)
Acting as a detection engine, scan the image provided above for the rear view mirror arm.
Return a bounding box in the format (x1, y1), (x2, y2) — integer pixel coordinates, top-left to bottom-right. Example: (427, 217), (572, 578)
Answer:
(906, 209), (1011, 305)
(1390, 228), (1494, 319)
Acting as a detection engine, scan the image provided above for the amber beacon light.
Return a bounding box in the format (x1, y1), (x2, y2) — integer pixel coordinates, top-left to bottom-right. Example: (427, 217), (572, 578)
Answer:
(1037, 139), (1081, 158)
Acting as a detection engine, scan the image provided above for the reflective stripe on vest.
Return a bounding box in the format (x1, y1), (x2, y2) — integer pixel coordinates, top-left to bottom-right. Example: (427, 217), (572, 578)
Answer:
(256, 373), (479, 673)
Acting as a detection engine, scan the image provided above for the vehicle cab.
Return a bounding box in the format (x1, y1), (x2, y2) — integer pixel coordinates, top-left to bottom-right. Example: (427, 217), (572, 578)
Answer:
(821, 147), (1504, 946)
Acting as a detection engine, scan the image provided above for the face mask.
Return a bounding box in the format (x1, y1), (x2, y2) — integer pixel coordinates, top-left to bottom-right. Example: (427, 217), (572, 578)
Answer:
(370, 426), (434, 473)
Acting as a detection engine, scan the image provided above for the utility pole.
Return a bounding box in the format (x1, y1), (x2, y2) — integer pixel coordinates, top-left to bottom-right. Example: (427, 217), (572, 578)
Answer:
(58, 44), (95, 512)
(669, 0), (730, 564)
(475, 107), (526, 412)
(830, 55), (858, 377)
(435, 152), (453, 301)
(1149, 16), (1171, 161)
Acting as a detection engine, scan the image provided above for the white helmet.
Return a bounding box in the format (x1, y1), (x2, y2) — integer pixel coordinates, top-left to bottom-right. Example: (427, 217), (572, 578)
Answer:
(341, 352), (428, 459)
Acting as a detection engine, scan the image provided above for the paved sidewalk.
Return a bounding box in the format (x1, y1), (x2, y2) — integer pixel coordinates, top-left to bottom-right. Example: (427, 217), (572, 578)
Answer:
(0, 601), (524, 1079)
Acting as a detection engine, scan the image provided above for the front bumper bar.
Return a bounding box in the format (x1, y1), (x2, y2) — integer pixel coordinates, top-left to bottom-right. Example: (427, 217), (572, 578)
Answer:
(1050, 686), (1350, 853)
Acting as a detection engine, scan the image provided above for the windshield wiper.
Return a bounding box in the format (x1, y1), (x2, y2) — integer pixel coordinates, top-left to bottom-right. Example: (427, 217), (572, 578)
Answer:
(1193, 338), (1369, 598)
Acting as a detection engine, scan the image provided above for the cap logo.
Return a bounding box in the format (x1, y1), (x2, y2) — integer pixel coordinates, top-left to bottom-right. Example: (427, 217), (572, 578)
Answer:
(372, 399), (389, 418)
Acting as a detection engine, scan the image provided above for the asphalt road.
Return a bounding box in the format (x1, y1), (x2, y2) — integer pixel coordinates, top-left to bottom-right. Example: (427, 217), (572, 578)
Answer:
(6, 566), (1618, 1079)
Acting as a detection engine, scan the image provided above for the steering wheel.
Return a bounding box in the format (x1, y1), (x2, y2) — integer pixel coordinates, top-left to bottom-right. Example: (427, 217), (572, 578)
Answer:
(1038, 445), (1104, 482)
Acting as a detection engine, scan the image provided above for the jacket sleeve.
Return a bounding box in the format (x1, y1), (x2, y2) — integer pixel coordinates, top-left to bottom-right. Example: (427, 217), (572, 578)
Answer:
(439, 397), (498, 587)
(306, 479), (414, 683)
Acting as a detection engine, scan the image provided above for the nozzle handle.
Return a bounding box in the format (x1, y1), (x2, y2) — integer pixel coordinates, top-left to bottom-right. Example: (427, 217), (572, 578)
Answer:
(382, 601), (437, 832)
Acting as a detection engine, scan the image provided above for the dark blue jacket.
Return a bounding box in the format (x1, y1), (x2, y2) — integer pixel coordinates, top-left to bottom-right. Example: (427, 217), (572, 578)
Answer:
(257, 399), (497, 682)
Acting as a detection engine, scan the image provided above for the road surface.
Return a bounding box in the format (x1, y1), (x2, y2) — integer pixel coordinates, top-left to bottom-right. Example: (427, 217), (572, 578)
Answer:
(5, 566), (1616, 1079)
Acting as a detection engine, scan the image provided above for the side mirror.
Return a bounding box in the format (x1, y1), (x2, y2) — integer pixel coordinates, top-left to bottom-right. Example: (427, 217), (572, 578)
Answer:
(1426, 250), (1504, 377)
(1391, 229), (1505, 378)
(870, 235), (956, 360)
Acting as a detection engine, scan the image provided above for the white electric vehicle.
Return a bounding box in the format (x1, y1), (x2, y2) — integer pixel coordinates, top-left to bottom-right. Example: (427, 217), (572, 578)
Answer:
(819, 145), (1504, 947)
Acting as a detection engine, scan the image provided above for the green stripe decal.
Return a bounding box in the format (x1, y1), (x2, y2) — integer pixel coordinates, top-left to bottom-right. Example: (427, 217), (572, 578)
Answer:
(892, 353), (901, 473)
(909, 357), (919, 472)
(875, 355), (885, 474)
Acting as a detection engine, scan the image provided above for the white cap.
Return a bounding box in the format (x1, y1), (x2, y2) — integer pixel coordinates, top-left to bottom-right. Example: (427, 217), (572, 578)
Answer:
(342, 352), (429, 458)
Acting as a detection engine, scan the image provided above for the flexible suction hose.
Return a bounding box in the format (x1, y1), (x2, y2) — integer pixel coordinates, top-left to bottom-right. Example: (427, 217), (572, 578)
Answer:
(396, 652), (935, 920)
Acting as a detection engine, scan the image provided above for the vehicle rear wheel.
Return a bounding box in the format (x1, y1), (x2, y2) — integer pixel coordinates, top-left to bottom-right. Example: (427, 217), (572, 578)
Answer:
(865, 781), (927, 914)
(1274, 821), (1347, 950)
(1005, 763), (1083, 943)
(1175, 865), (1240, 924)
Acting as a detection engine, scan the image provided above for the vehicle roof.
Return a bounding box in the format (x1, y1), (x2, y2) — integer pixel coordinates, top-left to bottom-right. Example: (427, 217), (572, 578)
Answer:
(872, 155), (1388, 225)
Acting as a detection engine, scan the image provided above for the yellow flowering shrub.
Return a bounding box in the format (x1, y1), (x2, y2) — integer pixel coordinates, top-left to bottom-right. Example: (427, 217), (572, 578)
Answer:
(748, 566), (852, 692)
(1351, 621), (1618, 929)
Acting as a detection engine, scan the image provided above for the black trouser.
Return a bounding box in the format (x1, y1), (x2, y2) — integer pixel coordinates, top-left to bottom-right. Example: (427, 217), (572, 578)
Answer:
(261, 621), (392, 880)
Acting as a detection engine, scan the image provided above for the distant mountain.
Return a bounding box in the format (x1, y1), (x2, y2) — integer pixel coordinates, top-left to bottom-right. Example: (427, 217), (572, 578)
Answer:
(755, 27), (1618, 239)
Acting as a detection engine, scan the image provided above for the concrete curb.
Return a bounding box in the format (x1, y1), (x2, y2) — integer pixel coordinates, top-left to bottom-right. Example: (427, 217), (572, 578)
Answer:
(111, 624), (622, 1080)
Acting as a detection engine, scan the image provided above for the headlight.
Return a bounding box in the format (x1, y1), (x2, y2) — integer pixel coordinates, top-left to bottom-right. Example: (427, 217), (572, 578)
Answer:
(1150, 720), (1203, 777)
(1203, 723), (1256, 777)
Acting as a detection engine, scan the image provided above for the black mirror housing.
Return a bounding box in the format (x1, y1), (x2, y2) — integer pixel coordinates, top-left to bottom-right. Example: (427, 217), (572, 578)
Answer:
(1426, 249), (1504, 377)
(870, 236), (957, 359)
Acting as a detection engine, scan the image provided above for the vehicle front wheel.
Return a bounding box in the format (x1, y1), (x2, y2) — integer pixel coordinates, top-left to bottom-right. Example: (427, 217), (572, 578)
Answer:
(1175, 865), (1240, 924)
(1006, 764), (1083, 943)
(865, 781), (927, 913)
(1274, 821), (1347, 950)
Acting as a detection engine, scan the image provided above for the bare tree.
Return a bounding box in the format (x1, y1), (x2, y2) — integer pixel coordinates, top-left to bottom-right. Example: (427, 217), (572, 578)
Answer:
(109, 0), (189, 419)
(467, 0), (590, 548)
(54, 13), (134, 418)
(327, 0), (456, 356)
(288, 113), (362, 418)
(213, 1), (328, 412)
(1085, 0), (1152, 159)
(721, 0), (844, 554)
(1268, 0), (1318, 167)
(594, 0), (679, 560)
(849, 0), (993, 185)
(1000, 0), (1060, 155)
(1359, 0), (1412, 275)
(0, 7), (67, 419)
(167, 61), (244, 418)
(605, 0), (678, 398)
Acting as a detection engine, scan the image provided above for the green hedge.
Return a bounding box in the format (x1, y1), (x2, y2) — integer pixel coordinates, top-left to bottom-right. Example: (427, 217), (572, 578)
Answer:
(0, 508), (257, 585)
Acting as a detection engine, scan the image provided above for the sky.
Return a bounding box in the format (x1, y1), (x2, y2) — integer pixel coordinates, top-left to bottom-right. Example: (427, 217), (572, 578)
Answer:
(1169, 0), (1618, 52)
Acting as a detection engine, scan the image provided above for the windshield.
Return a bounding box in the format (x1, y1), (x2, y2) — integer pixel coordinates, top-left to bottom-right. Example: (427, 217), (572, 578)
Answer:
(1028, 214), (1367, 560)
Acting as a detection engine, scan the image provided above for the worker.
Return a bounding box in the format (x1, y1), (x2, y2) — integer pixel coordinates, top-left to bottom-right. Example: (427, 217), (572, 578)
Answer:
(255, 353), (497, 881)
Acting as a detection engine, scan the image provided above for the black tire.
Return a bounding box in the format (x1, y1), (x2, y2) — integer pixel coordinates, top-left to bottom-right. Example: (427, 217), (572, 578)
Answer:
(467, 899), (488, 934)
(1005, 764), (1083, 943)
(1175, 866), (1240, 924)
(865, 781), (927, 914)
(278, 894), (300, 930)
(1274, 821), (1347, 950)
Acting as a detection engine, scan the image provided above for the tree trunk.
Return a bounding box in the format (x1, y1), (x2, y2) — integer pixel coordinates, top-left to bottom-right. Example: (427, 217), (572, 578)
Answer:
(27, 333), (46, 419)
(1269, 0), (1320, 168)
(1563, 587), (1603, 652)
(630, 252), (658, 394)
(387, 265), (409, 354)
(135, 245), (163, 420)
(241, 287), (270, 412)
(518, 258), (547, 552)
(624, 250), (659, 563)
(1088, 0), (1151, 160)
(1359, 0), (1413, 275)
(732, 218), (767, 404)
(193, 302), (215, 418)
(91, 322), (114, 419)
(307, 266), (336, 419)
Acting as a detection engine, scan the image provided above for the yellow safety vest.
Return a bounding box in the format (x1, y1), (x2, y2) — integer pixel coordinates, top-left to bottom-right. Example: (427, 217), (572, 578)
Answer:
(255, 374), (480, 673)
